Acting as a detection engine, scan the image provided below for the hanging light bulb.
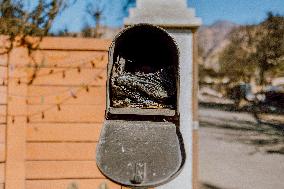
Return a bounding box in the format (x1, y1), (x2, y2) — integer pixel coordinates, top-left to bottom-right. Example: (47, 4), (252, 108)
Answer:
(85, 85), (89, 92)
(57, 104), (61, 111)
(91, 61), (95, 68)
(62, 70), (66, 78)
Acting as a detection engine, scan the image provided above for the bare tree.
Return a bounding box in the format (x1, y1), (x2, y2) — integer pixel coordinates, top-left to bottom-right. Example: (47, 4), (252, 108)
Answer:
(0, 0), (76, 52)
(84, 0), (135, 38)
(0, 0), (76, 85)
(86, 0), (104, 38)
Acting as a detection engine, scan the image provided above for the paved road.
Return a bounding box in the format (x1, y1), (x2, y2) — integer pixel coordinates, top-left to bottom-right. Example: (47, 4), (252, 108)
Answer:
(199, 107), (284, 189)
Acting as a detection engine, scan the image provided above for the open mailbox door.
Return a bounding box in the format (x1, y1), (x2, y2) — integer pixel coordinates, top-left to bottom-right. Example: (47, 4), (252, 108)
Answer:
(96, 24), (185, 188)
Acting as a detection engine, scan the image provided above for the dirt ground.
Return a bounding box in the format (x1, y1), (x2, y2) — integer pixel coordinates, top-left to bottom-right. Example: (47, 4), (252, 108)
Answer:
(198, 107), (284, 189)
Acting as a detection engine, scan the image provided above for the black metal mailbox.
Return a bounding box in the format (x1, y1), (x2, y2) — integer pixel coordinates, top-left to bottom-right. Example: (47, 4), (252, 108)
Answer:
(96, 24), (185, 188)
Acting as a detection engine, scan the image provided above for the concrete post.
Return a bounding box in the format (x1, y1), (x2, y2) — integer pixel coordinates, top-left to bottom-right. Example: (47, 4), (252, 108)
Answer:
(124, 1), (201, 189)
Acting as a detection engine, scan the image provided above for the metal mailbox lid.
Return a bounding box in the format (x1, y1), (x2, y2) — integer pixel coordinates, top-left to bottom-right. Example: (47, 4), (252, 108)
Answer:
(96, 120), (184, 188)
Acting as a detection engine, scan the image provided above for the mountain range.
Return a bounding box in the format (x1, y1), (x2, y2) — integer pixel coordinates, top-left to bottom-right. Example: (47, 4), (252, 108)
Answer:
(197, 21), (239, 71)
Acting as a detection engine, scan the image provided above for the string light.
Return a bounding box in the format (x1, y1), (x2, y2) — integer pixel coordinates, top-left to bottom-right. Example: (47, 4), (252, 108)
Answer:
(35, 68), (104, 117)
(0, 66), (106, 99)
(1, 54), (101, 81)
(3, 57), (107, 120)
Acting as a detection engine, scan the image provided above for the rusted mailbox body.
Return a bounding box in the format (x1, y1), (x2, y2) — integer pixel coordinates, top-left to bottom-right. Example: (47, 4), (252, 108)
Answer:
(96, 24), (185, 188)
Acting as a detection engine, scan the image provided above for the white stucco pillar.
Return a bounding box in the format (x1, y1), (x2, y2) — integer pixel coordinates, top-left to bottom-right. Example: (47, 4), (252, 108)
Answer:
(124, 1), (202, 189)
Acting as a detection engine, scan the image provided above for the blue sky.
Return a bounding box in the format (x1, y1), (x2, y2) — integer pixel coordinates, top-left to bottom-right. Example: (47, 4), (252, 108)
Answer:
(50, 0), (284, 33)
(190, 0), (284, 25)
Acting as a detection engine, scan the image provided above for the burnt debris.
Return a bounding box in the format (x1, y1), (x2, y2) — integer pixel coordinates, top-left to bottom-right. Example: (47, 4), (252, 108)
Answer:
(111, 56), (177, 109)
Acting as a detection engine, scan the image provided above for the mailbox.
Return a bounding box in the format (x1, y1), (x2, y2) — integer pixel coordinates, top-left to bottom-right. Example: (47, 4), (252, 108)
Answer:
(96, 24), (185, 188)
